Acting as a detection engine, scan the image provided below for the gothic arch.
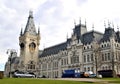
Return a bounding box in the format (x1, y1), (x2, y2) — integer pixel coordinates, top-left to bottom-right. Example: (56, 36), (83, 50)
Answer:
(20, 43), (25, 50)
(29, 42), (36, 52)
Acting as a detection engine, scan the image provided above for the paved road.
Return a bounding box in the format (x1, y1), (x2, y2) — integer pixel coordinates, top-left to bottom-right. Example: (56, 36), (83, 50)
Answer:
(51, 78), (110, 84)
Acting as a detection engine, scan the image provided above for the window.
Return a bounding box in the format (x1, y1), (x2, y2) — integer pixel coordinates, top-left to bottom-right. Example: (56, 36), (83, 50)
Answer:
(91, 54), (93, 61)
(87, 46), (89, 49)
(91, 67), (93, 72)
(102, 66), (104, 70)
(71, 56), (79, 64)
(87, 55), (90, 62)
(84, 47), (86, 50)
(108, 53), (110, 60)
(84, 67), (86, 72)
(20, 43), (24, 50)
(91, 45), (93, 48)
(107, 43), (109, 47)
(29, 42), (36, 52)
(105, 53), (107, 61)
(61, 59), (63, 65)
(88, 67), (90, 71)
(102, 54), (104, 61)
(104, 44), (106, 47)
(117, 44), (119, 47)
(101, 45), (103, 48)
(84, 55), (86, 63)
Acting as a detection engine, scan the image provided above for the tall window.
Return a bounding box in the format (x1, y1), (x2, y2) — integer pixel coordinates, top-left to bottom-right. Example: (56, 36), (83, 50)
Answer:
(84, 67), (86, 72)
(71, 56), (79, 64)
(84, 55), (86, 63)
(29, 42), (36, 52)
(105, 53), (107, 61)
(102, 54), (104, 61)
(91, 54), (93, 61)
(108, 53), (110, 60)
(87, 55), (90, 62)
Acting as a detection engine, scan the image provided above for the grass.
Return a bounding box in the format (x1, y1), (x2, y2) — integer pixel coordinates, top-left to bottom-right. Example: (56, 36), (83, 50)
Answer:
(100, 78), (120, 83)
(0, 78), (100, 84)
(0, 78), (120, 84)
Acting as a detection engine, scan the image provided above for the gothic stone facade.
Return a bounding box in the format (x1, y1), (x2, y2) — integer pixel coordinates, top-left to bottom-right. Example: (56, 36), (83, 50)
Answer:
(39, 24), (120, 78)
(5, 11), (120, 78)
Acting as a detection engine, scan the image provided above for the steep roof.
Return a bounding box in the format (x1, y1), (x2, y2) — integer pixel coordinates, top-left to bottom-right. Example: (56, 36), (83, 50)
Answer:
(82, 30), (103, 44)
(73, 24), (87, 40)
(116, 31), (120, 42)
(23, 11), (37, 35)
(100, 27), (118, 42)
(39, 42), (67, 57)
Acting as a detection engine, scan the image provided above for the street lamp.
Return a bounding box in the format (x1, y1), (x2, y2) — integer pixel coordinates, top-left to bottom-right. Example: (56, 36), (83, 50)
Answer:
(6, 49), (16, 78)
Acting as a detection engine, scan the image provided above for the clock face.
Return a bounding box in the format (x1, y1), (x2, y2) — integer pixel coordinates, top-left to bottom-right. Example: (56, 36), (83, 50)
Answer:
(29, 42), (36, 52)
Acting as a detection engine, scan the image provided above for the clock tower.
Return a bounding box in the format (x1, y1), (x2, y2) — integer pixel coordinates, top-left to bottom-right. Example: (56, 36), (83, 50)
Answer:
(19, 11), (40, 73)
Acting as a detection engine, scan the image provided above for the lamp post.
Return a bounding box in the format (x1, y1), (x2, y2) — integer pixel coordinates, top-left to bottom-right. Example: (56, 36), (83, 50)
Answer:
(6, 49), (16, 78)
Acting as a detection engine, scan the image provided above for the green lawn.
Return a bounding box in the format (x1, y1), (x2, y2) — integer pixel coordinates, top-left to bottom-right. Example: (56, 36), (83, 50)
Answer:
(0, 78), (99, 84)
(100, 78), (120, 83)
(0, 78), (120, 84)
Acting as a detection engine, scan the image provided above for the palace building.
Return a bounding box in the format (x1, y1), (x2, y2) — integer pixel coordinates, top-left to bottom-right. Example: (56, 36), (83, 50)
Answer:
(5, 11), (120, 78)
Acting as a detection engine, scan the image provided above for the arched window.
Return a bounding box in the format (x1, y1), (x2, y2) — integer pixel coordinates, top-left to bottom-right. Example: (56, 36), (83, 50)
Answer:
(29, 42), (36, 52)
(20, 43), (24, 50)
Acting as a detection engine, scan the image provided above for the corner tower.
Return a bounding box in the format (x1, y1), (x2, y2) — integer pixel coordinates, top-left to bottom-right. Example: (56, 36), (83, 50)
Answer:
(19, 11), (40, 72)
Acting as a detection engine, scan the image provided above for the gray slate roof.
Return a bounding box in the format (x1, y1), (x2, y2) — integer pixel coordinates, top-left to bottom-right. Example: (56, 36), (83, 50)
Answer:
(100, 27), (118, 42)
(24, 11), (37, 35)
(39, 42), (67, 57)
(82, 30), (103, 44)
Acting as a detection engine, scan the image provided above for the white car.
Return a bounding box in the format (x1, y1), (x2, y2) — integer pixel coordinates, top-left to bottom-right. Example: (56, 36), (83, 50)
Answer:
(14, 72), (35, 78)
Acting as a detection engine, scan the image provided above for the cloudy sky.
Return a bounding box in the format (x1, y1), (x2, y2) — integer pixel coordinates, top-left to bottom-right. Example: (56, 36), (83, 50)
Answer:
(0, 0), (120, 71)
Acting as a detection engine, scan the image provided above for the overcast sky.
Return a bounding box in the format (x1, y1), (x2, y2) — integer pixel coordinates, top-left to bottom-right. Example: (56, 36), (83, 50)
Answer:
(1, 0), (120, 71)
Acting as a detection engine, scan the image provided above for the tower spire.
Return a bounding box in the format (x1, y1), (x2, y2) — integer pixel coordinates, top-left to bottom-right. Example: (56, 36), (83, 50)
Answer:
(117, 25), (119, 31)
(74, 19), (76, 27)
(24, 11), (37, 35)
(79, 17), (81, 25)
(29, 10), (33, 18)
(104, 20), (106, 28)
(20, 28), (23, 36)
(112, 22), (114, 28)
(66, 33), (68, 40)
(85, 19), (87, 27)
(108, 20), (111, 28)
(38, 25), (40, 34)
(92, 23), (94, 31)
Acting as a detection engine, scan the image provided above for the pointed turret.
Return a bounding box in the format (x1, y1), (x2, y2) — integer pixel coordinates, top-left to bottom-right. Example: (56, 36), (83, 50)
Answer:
(79, 17), (81, 25)
(38, 26), (40, 35)
(20, 28), (23, 36)
(104, 20), (106, 28)
(24, 10), (37, 35)
(92, 23), (94, 31)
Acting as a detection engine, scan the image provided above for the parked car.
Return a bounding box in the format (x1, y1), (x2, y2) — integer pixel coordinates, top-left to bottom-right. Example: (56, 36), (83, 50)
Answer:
(14, 72), (35, 78)
(117, 74), (120, 78)
(89, 74), (96, 78)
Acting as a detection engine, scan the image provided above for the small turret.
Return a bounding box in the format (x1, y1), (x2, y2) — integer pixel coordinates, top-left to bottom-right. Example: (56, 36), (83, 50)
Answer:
(38, 26), (40, 35)
(20, 28), (23, 36)
(29, 10), (33, 18)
